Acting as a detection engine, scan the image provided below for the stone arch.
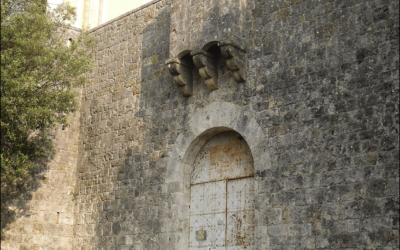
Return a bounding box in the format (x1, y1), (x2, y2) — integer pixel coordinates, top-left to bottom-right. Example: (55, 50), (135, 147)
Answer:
(177, 50), (193, 59)
(165, 102), (270, 250)
(202, 41), (220, 50)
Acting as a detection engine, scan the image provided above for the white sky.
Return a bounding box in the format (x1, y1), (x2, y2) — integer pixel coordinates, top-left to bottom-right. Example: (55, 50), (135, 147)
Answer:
(48, 0), (152, 5)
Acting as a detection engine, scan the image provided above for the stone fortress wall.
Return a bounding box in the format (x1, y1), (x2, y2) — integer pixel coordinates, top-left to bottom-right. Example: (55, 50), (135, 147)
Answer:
(1, 0), (399, 249)
(1, 28), (83, 250)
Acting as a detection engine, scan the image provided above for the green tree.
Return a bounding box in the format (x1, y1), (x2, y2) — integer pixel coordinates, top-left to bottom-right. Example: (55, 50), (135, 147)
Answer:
(1, 0), (95, 194)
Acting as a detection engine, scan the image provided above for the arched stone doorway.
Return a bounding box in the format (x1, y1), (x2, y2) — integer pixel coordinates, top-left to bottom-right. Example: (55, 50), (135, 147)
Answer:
(189, 131), (255, 249)
(165, 102), (271, 250)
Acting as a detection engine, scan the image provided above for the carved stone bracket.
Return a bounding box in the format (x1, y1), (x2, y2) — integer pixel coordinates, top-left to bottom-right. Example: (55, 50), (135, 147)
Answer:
(191, 50), (219, 91)
(218, 41), (247, 83)
(166, 41), (247, 97)
(165, 58), (193, 97)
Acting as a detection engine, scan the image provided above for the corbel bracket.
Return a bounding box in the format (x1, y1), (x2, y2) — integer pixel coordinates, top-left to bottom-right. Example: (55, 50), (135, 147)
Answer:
(191, 50), (219, 91)
(165, 58), (193, 97)
(218, 41), (247, 83)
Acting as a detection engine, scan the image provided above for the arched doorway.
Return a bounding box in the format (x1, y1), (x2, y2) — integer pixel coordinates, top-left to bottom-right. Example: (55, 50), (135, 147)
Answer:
(189, 131), (255, 249)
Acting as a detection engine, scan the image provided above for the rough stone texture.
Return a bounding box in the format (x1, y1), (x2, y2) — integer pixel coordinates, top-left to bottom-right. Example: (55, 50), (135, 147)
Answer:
(2, 0), (399, 249)
(1, 98), (82, 250)
(0, 27), (83, 250)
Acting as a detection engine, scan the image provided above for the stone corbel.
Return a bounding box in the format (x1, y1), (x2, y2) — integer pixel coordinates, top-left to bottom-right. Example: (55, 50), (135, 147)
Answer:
(191, 50), (219, 91)
(165, 58), (193, 97)
(218, 41), (247, 83)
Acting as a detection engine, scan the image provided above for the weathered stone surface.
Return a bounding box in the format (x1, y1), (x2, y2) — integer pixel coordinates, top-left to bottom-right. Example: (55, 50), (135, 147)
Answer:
(191, 49), (219, 91)
(219, 40), (247, 83)
(1, 0), (399, 249)
(1, 89), (82, 249)
(165, 57), (194, 96)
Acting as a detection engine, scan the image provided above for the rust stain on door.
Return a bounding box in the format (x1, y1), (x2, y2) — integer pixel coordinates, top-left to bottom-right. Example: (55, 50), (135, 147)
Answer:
(226, 178), (255, 248)
(190, 131), (255, 249)
(191, 132), (254, 185)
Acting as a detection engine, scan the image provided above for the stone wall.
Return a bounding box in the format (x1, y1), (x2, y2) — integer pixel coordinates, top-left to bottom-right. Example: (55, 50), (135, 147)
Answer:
(1, 99), (82, 249)
(73, 0), (399, 249)
(1, 26), (83, 250)
(2, 0), (399, 249)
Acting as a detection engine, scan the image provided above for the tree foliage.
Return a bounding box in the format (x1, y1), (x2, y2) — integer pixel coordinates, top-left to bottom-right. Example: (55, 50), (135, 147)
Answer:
(1, 0), (95, 192)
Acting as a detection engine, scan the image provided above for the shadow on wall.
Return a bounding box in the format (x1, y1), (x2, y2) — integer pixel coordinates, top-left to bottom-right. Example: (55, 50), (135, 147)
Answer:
(135, 8), (172, 248)
(167, 0), (252, 101)
(1, 128), (58, 237)
(79, 4), (174, 249)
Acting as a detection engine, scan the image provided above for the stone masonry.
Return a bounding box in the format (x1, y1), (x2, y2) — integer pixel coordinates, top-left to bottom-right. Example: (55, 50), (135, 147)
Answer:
(1, 0), (399, 249)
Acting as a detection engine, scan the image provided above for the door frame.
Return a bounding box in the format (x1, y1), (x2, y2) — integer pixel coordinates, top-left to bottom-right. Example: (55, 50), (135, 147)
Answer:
(164, 102), (271, 250)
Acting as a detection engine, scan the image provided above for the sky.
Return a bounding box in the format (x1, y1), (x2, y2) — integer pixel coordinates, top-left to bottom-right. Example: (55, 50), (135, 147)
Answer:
(47, 0), (154, 28)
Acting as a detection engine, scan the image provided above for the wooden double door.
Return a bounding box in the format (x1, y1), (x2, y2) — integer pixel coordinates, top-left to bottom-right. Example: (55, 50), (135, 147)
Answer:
(189, 132), (255, 250)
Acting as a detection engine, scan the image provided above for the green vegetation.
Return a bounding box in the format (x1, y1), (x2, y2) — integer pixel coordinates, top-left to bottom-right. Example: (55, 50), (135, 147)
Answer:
(1, 0), (95, 193)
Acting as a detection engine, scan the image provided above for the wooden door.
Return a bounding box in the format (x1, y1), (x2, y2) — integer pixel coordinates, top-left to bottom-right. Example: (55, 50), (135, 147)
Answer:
(189, 132), (255, 250)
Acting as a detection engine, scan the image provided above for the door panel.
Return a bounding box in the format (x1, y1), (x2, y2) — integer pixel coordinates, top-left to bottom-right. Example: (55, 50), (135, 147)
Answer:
(190, 178), (255, 249)
(191, 132), (254, 185)
(226, 178), (255, 249)
(190, 132), (255, 250)
(190, 180), (227, 249)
